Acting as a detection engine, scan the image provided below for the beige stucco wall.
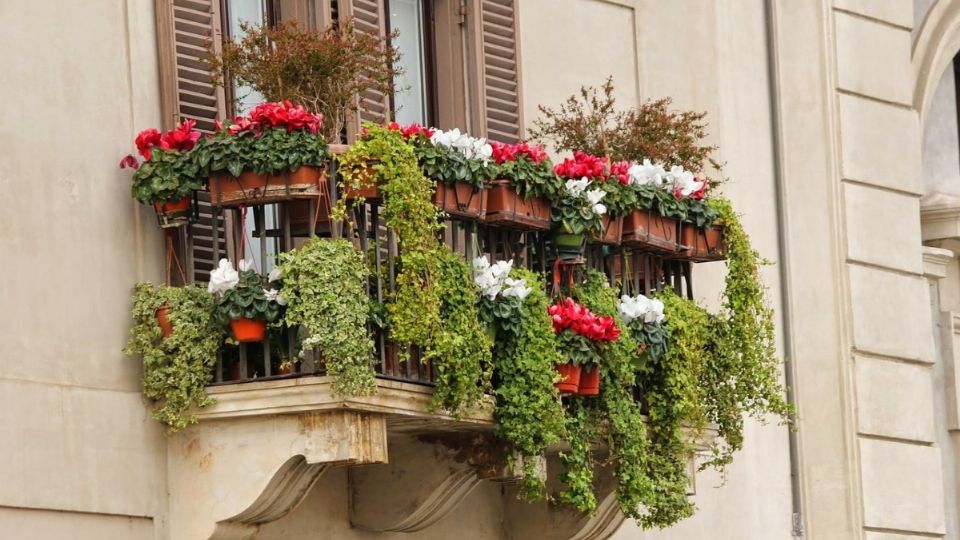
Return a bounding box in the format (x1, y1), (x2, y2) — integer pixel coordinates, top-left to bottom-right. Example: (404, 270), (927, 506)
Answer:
(0, 0), (167, 538)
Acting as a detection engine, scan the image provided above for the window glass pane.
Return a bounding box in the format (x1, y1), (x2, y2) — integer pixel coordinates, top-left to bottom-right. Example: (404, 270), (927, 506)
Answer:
(228, 0), (267, 115)
(390, 0), (427, 125)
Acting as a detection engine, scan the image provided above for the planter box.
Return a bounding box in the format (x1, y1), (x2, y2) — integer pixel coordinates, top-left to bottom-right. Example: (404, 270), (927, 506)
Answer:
(621, 209), (680, 253)
(591, 215), (623, 245)
(153, 196), (192, 228)
(678, 224), (727, 262)
(555, 362), (581, 394)
(483, 180), (551, 231)
(553, 232), (586, 262)
(209, 165), (327, 207)
(432, 181), (486, 220)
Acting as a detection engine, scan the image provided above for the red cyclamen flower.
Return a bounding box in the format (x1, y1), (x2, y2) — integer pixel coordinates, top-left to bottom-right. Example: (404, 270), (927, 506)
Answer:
(547, 298), (620, 342)
(491, 141), (548, 165)
(554, 151), (608, 181)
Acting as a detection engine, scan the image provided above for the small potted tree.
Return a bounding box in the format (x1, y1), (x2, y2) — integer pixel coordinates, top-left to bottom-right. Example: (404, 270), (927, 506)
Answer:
(208, 259), (284, 342)
(550, 178), (608, 261)
(120, 120), (203, 227)
(548, 298), (619, 395)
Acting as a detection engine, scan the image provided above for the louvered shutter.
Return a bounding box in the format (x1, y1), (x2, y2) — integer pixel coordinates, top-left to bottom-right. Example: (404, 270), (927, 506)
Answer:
(468, 0), (523, 143)
(156, 0), (229, 284)
(340, 0), (392, 138)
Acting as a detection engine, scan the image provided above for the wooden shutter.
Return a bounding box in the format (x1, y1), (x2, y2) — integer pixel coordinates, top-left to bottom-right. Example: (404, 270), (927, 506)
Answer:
(467, 0), (523, 143)
(340, 0), (392, 138)
(156, 0), (230, 284)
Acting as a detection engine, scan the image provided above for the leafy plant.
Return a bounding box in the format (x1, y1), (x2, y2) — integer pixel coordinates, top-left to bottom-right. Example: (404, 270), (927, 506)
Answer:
(213, 268), (283, 324)
(705, 199), (793, 468)
(551, 179), (607, 236)
(558, 399), (598, 513)
(192, 101), (328, 177)
(479, 267), (565, 499)
(530, 77), (718, 173)
(490, 142), (562, 199)
(415, 136), (497, 189)
(124, 283), (223, 432)
(278, 237), (377, 396)
(209, 21), (399, 141)
(121, 120), (204, 203)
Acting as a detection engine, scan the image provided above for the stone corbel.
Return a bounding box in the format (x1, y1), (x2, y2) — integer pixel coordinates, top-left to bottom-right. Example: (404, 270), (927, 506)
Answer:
(167, 410), (388, 540)
(349, 433), (540, 533)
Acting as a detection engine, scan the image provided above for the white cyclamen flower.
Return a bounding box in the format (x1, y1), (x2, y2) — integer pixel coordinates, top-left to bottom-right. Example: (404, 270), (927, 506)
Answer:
(208, 258), (239, 295)
(628, 159), (666, 187)
(586, 189), (608, 216)
(565, 178), (589, 198)
(668, 165), (704, 197)
(490, 260), (514, 280)
(645, 298), (665, 324)
(267, 266), (282, 283)
(501, 277), (532, 301)
(619, 294), (649, 324)
(263, 288), (287, 306)
(473, 256), (491, 273)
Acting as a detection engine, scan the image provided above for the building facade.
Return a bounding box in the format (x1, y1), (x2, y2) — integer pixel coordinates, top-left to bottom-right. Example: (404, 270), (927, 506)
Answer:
(2, 0), (960, 538)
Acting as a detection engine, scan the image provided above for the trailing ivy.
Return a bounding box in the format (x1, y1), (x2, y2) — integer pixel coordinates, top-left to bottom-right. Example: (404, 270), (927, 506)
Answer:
(337, 126), (490, 415)
(125, 283), (223, 432)
(558, 398), (598, 514)
(706, 198), (793, 468)
(574, 271), (654, 522)
(278, 237), (377, 396)
(480, 268), (565, 500)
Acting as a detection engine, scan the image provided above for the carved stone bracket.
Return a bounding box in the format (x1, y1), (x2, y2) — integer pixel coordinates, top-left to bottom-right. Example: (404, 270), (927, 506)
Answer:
(349, 433), (540, 533)
(167, 410), (387, 540)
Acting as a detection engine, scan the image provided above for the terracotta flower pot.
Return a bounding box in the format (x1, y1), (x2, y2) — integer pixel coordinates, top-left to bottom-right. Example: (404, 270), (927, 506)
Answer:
(155, 304), (173, 338)
(209, 165), (327, 207)
(678, 224), (727, 262)
(483, 180), (551, 231)
(621, 209), (680, 253)
(555, 362), (582, 394)
(230, 318), (267, 342)
(152, 196), (192, 228)
(577, 365), (601, 396)
(432, 181), (487, 220)
(591, 215), (623, 245)
(553, 232), (586, 262)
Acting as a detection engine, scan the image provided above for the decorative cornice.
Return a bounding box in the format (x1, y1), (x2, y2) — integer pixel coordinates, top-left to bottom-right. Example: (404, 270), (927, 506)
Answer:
(920, 194), (960, 241)
(922, 245), (954, 279)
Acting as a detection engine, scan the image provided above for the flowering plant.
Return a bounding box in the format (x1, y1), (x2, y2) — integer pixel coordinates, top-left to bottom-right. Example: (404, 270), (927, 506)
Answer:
(414, 127), (497, 188)
(551, 177), (608, 235)
(192, 101), (328, 178)
(549, 297), (619, 367)
(386, 121), (435, 141)
(553, 151), (635, 217)
(121, 120), (205, 203)
(625, 158), (716, 225)
(208, 259), (285, 324)
(490, 141), (562, 199)
(473, 256), (534, 329)
(619, 293), (669, 365)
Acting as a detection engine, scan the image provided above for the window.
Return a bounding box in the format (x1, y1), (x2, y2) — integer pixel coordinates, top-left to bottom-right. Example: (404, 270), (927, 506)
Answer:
(388, 0), (433, 125)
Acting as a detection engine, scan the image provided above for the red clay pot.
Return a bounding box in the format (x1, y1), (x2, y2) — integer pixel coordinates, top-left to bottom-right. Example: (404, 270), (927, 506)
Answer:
(432, 181), (487, 220)
(592, 215), (623, 245)
(209, 166), (326, 207)
(483, 180), (551, 231)
(577, 366), (601, 396)
(155, 304), (173, 338)
(153, 196), (191, 215)
(555, 362), (582, 394)
(621, 209), (680, 253)
(678, 224), (727, 262)
(230, 318), (267, 342)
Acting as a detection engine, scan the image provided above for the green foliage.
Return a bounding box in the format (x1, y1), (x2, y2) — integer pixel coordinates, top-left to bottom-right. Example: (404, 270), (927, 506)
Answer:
(495, 156), (563, 200)
(551, 191), (604, 236)
(124, 283), (223, 432)
(193, 127), (328, 178)
(595, 180), (637, 218)
(706, 198), (793, 468)
(480, 268), (565, 499)
(338, 126), (489, 415)
(209, 21), (399, 141)
(415, 139), (497, 189)
(573, 271), (654, 522)
(425, 248), (493, 415)
(557, 330), (602, 367)
(531, 77), (718, 173)
(130, 149), (203, 203)
(214, 269), (282, 323)
(558, 399), (598, 513)
(278, 238), (377, 396)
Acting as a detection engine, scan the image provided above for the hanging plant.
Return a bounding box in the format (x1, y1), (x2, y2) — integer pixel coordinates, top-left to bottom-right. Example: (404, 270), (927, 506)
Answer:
(476, 262), (565, 499)
(124, 283), (223, 432)
(558, 398), (598, 514)
(277, 237), (377, 396)
(705, 198), (793, 468)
